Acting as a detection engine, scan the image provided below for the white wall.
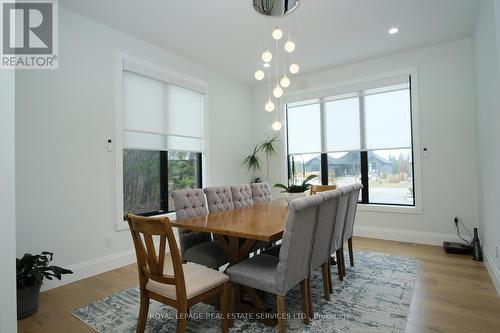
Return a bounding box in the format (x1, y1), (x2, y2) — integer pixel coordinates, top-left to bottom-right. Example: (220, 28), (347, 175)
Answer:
(15, 8), (253, 289)
(252, 39), (478, 243)
(0, 69), (17, 331)
(472, 0), (500, 294)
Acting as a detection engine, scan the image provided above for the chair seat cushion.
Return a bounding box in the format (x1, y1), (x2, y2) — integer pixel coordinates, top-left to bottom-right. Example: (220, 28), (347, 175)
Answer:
(225, 254), (279, 294)
(183, 241), (228, 269)
(147, 257), (228, 300)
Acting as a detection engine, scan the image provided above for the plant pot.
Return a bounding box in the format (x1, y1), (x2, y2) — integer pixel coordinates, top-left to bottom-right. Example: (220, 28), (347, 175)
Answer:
(17, 282), (42, 320)
(283, 191), (307, 205)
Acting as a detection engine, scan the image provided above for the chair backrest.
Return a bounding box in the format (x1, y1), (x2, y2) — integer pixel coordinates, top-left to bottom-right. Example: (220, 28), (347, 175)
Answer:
(330, 185), (354, 253)
(343, 183), (363, 241)
(275, 194), (322, 295)
(310, 189), (342, 271)
(204, 186), (235, 213)
(125, 213), (187, 302)
(250, 182), (273, 203)
(230, 184), (254, 209)
(172, 189), (211, 254)
(310, 184), (337, 195)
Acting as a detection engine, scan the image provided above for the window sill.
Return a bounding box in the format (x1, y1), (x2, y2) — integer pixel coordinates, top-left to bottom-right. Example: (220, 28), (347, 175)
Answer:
(116, 212), (177, 232)
(358, 203), (422, 215)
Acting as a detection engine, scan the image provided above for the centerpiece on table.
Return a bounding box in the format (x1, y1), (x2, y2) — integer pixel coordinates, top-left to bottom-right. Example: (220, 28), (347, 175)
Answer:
(274, 175), (318, 204)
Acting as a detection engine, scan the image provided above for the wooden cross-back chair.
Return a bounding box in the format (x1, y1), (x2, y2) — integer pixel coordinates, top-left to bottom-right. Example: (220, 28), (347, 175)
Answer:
(125, 213), (230, 333)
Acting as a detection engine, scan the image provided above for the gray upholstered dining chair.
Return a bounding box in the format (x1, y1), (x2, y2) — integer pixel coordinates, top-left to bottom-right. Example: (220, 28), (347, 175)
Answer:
(230, 184), (254, 209)
(342, 183), (363, 270)
(310, 189), (342, 304)
(250, 182), (273, 203)
(226, 194), (323, 333)
(329, 185), (354, 283)
(172, 189), (228, 270)
(204, 186), (235, 213)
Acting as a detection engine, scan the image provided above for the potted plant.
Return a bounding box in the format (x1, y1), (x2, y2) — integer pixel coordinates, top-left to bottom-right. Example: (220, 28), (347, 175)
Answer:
(242, 136), (279, 181)
(17, 252), (73, 319)
(274, 175), (318, 204)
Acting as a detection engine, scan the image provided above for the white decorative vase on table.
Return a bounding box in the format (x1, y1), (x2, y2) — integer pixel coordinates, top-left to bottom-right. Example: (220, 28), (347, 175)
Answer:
(283, 191), (308, 205)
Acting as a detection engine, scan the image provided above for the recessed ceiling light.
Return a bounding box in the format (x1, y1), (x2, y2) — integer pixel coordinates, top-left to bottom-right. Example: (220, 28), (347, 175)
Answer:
(388, 27), (399, 35)
(263, 63), (271, 68)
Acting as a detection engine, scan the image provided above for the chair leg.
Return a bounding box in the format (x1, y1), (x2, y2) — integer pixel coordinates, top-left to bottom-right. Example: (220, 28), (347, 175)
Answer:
(341, 247), (347, 277)
(176, 307), (188, 333)
(327, 261), (333, 294)
(277, 295), (286, 333)
(136, 292), (150, 333)
(300, 280), (310, 324)
(307, 277), (313, 319)
(219, 283), (230, 333)
(336, 250), (344, 281)
(348, 238), (354, 267)
(321, 263), (330, 301)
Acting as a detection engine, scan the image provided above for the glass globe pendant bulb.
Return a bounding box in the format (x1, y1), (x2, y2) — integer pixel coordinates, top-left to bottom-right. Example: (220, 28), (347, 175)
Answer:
(262, 50), (273, 63)
(284, 40), (296, 53)
(272, 27), (283, 40)
(272, 121), (282, 131)
(254, 69), (265, 80)
(265, 100), (275, 112)
(280, 75), (291, 88)
(289, 63), (300, 74)
(273, 85), (283, 98)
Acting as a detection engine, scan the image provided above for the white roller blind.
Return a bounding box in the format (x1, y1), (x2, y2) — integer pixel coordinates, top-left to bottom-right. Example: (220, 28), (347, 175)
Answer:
(123, 69), (204, 152)
(287, 103), (321, 154)
(324, 98), (360, 152)
(364, 89), (412, 150)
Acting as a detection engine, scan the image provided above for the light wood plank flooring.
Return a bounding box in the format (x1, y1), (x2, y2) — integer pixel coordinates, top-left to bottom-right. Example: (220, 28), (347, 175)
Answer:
(18, 237), (500, 333)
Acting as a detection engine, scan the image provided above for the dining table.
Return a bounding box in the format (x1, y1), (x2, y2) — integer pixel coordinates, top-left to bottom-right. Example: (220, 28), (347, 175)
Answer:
(170, 199), (289, 326)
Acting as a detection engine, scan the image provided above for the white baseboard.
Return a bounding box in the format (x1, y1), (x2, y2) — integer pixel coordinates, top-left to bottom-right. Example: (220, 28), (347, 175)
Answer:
(41, 248), (137, 292)
(483, 247), (500, 296)
(353, 225), (461, 246)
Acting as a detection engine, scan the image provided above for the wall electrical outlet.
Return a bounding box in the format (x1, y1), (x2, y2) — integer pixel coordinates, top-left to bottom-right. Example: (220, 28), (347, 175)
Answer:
(106, 236), (114, 248)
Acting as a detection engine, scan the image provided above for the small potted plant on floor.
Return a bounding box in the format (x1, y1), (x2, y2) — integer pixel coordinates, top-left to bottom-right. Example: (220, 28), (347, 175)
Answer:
(17, 251), (73, 319)
(274, 175), (318, 204)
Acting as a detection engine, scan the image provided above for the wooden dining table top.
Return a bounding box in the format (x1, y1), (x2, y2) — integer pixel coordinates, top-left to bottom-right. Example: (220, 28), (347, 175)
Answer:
(170, 199), (289, 242)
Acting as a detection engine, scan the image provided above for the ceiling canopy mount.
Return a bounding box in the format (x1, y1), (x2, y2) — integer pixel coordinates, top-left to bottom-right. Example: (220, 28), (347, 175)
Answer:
(253, 0), (300, 17)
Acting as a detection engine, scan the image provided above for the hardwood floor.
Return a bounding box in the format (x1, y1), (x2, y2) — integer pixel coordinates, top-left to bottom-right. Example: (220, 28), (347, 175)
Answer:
(18, 237), (500, 333)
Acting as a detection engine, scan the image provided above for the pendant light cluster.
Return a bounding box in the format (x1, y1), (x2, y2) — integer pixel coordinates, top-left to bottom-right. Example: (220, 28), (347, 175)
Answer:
(254, 25), (300, 131)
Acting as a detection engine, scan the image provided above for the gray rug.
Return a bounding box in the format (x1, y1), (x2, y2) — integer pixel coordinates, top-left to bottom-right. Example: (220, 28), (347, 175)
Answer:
(72, 251), (419, 333)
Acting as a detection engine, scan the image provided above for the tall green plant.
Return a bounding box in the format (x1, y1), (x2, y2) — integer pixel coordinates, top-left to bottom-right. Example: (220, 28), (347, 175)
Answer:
(242, 146), (262, 174)
(242, 136), (279, 179)
(259, 136), (278, 180)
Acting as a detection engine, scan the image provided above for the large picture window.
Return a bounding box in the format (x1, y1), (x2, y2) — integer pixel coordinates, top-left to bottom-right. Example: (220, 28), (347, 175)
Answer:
(286, 76), (415, 207)
(121, 65), (204, 216)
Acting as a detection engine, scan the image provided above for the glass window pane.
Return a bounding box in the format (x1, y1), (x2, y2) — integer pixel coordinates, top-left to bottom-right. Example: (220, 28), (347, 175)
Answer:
(168, 151), (201, 211)
(327, 152), (362, 187)
(123, 149), (161, 214)
(364, 89), (412, 150)
(325, 98), (360, 152)
(288, 153), (322, 186)
(287, 104), (321, 154)
(368, 149), (414, 205)
(123, 71), (166, 134)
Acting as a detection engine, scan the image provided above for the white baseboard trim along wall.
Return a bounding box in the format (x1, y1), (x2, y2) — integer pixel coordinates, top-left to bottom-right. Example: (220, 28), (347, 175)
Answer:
(353, 225), (462, 246)
(483, 247), (500, 296)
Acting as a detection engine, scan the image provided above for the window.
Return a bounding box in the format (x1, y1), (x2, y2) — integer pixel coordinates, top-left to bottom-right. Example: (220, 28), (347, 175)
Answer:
(121, 64), (204, 216)
(286, 75), (415, 207)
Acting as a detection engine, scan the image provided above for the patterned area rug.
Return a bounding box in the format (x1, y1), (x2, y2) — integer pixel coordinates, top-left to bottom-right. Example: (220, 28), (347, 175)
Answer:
(72, 251), (419, 333)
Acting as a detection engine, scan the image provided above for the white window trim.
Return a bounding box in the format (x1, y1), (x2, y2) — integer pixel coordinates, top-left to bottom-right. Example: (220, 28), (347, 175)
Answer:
(281, 68), (423, 215)
(114, 53), (210, 231)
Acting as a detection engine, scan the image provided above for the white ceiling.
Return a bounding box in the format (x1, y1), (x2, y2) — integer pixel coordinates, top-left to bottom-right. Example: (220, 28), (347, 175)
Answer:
(60, 0), (480, 83)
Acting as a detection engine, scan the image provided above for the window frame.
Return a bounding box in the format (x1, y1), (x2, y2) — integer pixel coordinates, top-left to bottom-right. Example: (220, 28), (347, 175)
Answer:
(282, 69), (422, 214)
(115, 54), (209, 231)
